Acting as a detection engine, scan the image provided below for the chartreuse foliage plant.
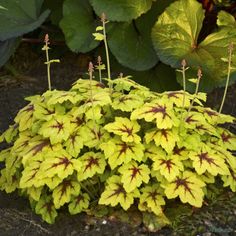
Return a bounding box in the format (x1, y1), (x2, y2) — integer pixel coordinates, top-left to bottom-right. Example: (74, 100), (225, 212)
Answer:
(0, 72), (236, 227)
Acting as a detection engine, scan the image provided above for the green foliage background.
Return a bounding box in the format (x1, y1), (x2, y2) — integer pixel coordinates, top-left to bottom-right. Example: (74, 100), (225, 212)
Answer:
(1, 0), (236, 91)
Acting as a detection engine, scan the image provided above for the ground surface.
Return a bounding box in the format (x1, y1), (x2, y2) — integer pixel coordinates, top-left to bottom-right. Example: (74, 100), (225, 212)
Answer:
(0, 45), (236, 236)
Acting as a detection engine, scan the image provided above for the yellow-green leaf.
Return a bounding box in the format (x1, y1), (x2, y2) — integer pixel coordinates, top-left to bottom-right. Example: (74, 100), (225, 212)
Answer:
(118, 161), (150, 192)
(104, 117), (141, 143)
(52, 179), (81, 209)
(163, 171), (205, 207)
(99, 175), (139, 210)
(76, 152), (106, 181)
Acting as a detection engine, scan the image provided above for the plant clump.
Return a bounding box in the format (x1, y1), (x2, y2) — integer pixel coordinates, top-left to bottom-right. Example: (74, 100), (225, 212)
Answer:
(0, 73), (236, 226)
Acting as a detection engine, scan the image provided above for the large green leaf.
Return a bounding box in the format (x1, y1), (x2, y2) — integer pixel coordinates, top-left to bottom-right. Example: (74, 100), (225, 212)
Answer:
(0, 38), (20, 67)
(152, 0), (204, 68)
(89, 0), (153, 22)
(0, 0), (50, 40)
(151, 0), (236, 89)
(59, 0), (99, 53)
(108, 21), (158, 71)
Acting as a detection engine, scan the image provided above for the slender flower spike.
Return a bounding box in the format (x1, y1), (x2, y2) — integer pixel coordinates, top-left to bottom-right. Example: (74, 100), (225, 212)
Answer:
(181, 59), (186, 68)
(44, 34), (50, 44)
(101, 12), (106, 23)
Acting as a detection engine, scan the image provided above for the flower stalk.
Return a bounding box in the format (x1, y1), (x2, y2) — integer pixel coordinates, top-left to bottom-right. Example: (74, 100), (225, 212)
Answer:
(219, 42), (234, 113)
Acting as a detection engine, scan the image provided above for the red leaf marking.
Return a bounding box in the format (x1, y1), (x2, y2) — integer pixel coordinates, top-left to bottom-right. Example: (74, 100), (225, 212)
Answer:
(91, 128), (103, 140)
(107, 183), (126, 199)
(144, 104), (170, 119)
(196, 125), (208, 132)
(71, 117), (84, 127)
(50, 120), (64, 134)
(43, 107), (55, 116)
(173, 146), (185, 155)
(42, 201), (54, 216)
(26, 166), (40, 183)
(185, 115), (197, 124)
(83, 156), (99, 173)
(96, 82), (105, 88)
(12, 174), (18, 183)
(74, 195), (84, 209)
(28, 140), (50, 156)
(49, 156), (72, 171)
(59, 180), (74, 201)
(117, 124), (133, 137)
(198, 152), (219, 167)
(174, 177), (195, 199)
(161, 130), (168, 141)
(204, 110), (218, 117)
(147, 190), (160, 206)
(167, 91), (183, 98)
(128, 166), (142, 181)
(230, 170), (236, 180)
(117, 143), (134, 157)
(119, 96), (133, 104)
(221, 132), (232, 143)
(160, 159), (174, 173)
(22, 104), (34, 113)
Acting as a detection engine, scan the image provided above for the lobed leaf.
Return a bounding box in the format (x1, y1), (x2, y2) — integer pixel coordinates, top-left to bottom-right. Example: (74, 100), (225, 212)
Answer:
(189, 145), (230, 176)
(145, 128), (179, 153)
(118, 161), (150, 192)
(35, 195), (58, 224)
(131, 99), (179, 129)
(104, 117), (141, 143)
(39, 115), (72, 144)
(111, 93), (144, 112)
(152, 153), (184, 182)
(99, 175), (139, 210)
(40, 149), (81, 179)
(163, 171), (206, 207)
(139, 184), (165, 215)
(76, 152), (106, 181)
(100, 136), (144, 169)
(68, 192), (90, 215)
(14, 103), (35, 131)
(52, 179), (81, 209)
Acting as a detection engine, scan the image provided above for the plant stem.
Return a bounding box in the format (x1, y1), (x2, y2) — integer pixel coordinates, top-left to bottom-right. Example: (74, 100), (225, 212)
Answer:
(89, 62), (99, 140)
(45, 49), (51, 91)
(80, 182), (94, 199)
(44, 34), (51, 91)
(101, 13), (112, 93)
(181, 59), (187, 109)
(219, 42), (234, 113)
(186, 68), (202, 117)
(97, 56), (102, 83)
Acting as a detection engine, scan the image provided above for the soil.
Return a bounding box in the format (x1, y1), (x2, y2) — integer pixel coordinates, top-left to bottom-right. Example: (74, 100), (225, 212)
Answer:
(0, 44), (236, 236)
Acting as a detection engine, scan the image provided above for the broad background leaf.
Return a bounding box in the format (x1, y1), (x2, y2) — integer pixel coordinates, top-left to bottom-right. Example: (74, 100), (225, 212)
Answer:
(0, 0), (50, 40)
(0, 38), (20, 67)
(152, 0), (236, 90)
(60, 0), (99, 53)
(89, 0), (153, 22)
